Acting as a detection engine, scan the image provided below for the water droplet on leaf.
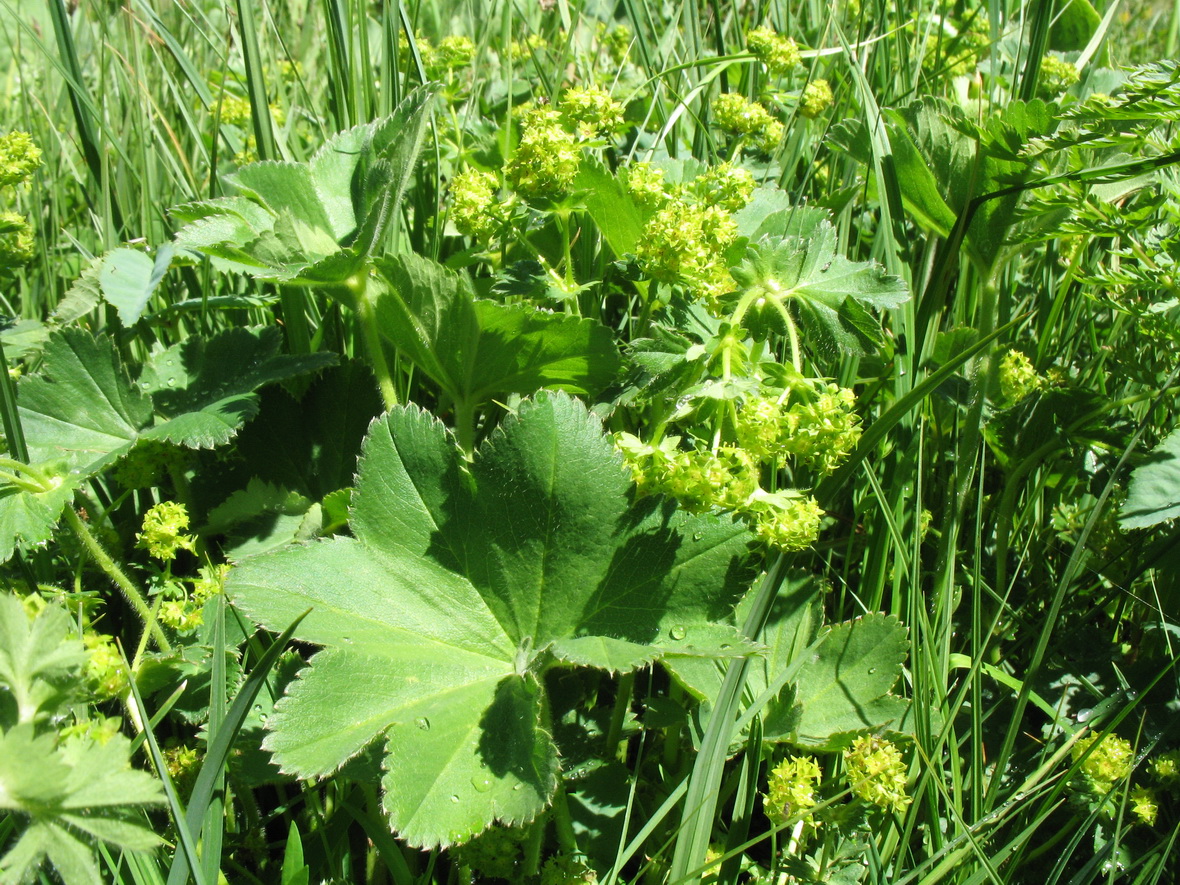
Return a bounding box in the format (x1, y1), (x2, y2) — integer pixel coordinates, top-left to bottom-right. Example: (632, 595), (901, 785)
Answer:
(450, 795), (460, 803)
(415, 717), (430, 730)
(471, 776), (492, 793)
(669, 625), (687, 640)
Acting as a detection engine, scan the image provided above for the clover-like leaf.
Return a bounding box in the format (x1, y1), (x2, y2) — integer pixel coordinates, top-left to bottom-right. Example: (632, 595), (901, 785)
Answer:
(229, 391), (754, 848)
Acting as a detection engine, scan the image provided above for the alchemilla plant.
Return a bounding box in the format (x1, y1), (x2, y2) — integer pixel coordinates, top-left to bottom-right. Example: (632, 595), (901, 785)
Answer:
(1, 1), (1178, 883)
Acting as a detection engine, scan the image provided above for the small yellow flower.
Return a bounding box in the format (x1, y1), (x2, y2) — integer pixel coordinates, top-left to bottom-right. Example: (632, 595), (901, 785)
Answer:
(764, 754), (822, 827)
(1130, 786), (1158, 826)
(137, 501), (197, 562)
(844, 735), (911, 814)
(0, 131), (42, 186)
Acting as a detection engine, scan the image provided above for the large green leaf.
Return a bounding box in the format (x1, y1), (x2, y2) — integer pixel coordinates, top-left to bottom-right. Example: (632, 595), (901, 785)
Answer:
(229, 391), (754, 848)
(663, 580), (909, 750)
(791, 613), (910, 751)
(18, 328), (154, 474)
(373, 252), (621, 409)
(139, 326), (335, 448)
(0, 596), (164, 885)
(172, 87), (436, 285)
(1120, 427), (1180, 529)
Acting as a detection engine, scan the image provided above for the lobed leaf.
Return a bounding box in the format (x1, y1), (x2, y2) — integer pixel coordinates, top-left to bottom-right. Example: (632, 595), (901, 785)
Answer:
(229, 391), (754, 847)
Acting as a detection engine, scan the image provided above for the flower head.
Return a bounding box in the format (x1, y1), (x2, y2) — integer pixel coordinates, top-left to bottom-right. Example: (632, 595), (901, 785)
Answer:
(799, 79), (834, 118)
(0, 211), (34, 265)
(712, 93), (784, 153)
(0, 131), (42, 187)
(1073, 732), (1134, 793)
(450, 169), (505, 240)
(764, 754), (822, 827)
(137, 501), (197, 562)
(560, 85), (626, 139)
(844, 735), (911, 814)
(507, 106), (582, 201)
(746, 27), (802, 75)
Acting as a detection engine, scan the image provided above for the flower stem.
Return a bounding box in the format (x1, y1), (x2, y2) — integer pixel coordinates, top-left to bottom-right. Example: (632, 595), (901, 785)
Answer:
(64, 507), (171, 653)
(351, 272), (399, 410)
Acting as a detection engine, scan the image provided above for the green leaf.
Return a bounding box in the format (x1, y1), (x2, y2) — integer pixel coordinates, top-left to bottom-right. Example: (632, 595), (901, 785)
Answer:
(139, 326), (336, 449)
(229, 392), (753, 847)
(373, 252), (621, 409)
(574, 158), (646, 257)
(729, 222), (909, 354)
(18, 328), (153, 474)
(17, 328), (333, 487)
(172, 88), (436, 285)
(1120, 428), (1180, 529)
(791, 613), (910, 750)
(0, 594), (88, 729)
(0, 466), (82, 565)
(96, 245), (174, 326)
(0, 596), (164, 885)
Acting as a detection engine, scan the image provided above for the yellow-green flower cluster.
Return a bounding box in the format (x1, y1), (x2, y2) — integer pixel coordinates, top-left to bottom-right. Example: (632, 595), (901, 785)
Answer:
(746, 27), (801, 76)
(137, 501), (197, 562)
(218, 93), (253, 127)
(599, 23), (632, 66)
(844, 736), (911, 814)
(560, 85), (626, 139)
(736, 384), (862, 475)
(451, 825), (526, 879)
(748, 490), (823, 551)
(83, 631), (128, 700)
(0, 131), (41, 268)
(764, 754), (822, 827)
(508, 106), (582, 201)
(450, 169), (504, 241)
(0, 131), (42, 187)
(690, 163), (756, 212)
(635, 200), (738, 293)
(1130, 786), (1159, 826)
(1073, 732), (1134, 793)
(434, 35), (476, 71)
(539, 855), (598, 885)
(1150, 748), (1180, 790)
(624, 162), (671, 209)
(999, 349), (1041, 404)
(712, 93), (784, 154)
(0, 211), (34, 265)
(799, 79), (834, 119)
(615, 433), (757, 513)
(1040, 55), (1079, 96)
(399, 33), (476, 75)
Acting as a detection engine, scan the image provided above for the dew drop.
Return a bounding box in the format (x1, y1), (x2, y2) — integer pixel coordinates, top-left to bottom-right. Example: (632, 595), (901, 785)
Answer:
(669, 625), (687, 641)
(868, 667), (877, 675)
(415, 717), (430, 731)
(450, 795), (460, 803)
(471, 776), (492, 793)
(166, 378), (176, 386)
(512, 784), (522, 791)
(692, 531), (704, 542)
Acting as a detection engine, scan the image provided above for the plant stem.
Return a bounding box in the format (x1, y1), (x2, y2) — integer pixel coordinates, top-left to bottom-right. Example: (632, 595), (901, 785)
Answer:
(551, 783), (579, 855)
(351, 272), (399, 410)
(605, 672), (636, 762)
(64, 507), (172, 652)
